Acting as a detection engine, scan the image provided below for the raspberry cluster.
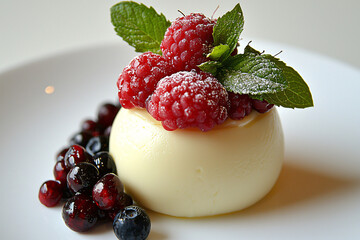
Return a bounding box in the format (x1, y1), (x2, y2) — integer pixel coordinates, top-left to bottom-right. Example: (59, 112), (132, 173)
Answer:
(117, 13), (273, 131)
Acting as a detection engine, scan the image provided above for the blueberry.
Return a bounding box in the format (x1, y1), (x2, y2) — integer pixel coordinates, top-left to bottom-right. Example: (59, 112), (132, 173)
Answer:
(86, 136), (109, 155)
(113, 206), (151, 240)
(93, 151), (117, 177)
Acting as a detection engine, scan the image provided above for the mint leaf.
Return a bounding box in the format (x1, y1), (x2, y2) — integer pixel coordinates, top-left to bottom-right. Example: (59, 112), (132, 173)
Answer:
(207, 44), (230, 61)
(213, 4), (244, 58)
(218, 52), (287, 95)
(111, 1), (170, 54)
(243, 45), (313, 108)
(262, 55), (314, 108)
(198, 61), (222, 75)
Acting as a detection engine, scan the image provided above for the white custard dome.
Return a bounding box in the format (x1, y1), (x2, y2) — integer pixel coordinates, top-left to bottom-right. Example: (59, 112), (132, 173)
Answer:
(109, 107), (284, 217)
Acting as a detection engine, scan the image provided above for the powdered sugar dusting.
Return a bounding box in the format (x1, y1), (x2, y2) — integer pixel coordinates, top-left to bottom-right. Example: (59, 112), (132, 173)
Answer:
(147, 71), (229, 131)
(221, 69), (287, 95)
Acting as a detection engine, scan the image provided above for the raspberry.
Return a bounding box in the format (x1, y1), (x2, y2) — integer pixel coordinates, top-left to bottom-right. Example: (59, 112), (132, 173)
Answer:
(160, 13), (216, 72)
(252, 99), (274, 113)
(147, 71), (229, 131)
(117, 52), (174, 109)
(227, 93), (252, 120)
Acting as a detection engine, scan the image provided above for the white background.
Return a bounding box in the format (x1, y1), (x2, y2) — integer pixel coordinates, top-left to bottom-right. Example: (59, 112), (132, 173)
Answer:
(0, 0), (359, 72)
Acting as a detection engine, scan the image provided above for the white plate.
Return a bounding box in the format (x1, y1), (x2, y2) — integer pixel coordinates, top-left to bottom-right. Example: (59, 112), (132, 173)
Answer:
(1, 40), (360, 240)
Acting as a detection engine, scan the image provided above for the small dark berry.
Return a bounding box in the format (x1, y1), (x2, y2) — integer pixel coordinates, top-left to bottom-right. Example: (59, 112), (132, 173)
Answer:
(92, 173), (124, 210)
(252, 99), (274, 113)
(228, 93), (252, 120)
(86, 136), (109, 156)
(113, 205), (151, 240)
(64, 144), (93, 169)
(118, 193), (133, 209)
(69, 131), (93, 147)
(62, 194), (99, 232)
(97, 103), (119, 127)
(81, 119), (103, 132)
(56, 147), (69, 162)
(62, 187), (75, 200)
(67, 162), (99, 194)
(231, 47), (238, 56)
(39, 180), (63, 207)
(108, 193), (133, 220)
(103, 126), (112, 137)
(91, 131), (102, 137)
(97, 208), (109, 222)
(93, 152), (117, 177)
(53, 159), (69, 187)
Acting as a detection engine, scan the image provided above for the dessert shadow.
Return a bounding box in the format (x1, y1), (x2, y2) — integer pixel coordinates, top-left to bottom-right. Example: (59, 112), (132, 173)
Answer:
(231, 159), (359, 217)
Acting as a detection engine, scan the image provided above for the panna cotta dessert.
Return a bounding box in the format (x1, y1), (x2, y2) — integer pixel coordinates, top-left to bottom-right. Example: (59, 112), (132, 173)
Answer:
(108, 1), (313, 218)
(110, 107), (284, 217)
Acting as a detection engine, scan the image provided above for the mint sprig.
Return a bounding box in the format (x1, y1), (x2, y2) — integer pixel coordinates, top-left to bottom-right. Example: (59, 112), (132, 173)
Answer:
(199, 4), (313, 109)
(111, 1), (170, 54)
(218, 51), (287, 95)
(261, 54), (314, 108)
(110, 1), (313, 109)
(201, 44), (313, 108)
(241, 45), (313, 108)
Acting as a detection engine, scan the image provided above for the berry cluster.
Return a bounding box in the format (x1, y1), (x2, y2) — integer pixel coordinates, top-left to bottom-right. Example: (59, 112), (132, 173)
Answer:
(38, 102), (151, 239)
(117, 13), (273, 131)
